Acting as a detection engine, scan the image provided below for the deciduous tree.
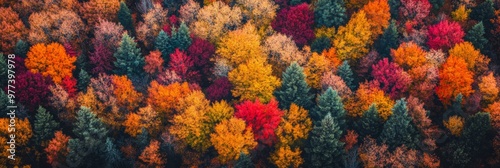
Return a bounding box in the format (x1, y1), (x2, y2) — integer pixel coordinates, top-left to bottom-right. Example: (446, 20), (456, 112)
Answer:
(270, 145), (304, 168)
(304, 53), (330, 89)
(479, 72), (498, 106)
(361, 0), (391, 38)
(235, 99), (283, 146)
(192, 1), (242, 43)
(444, 115), (464, 136)
(81, 0), (120, 27)
(275, 103), (312, 147)
(216, 23), (265, 67)
(436, 56), (474, 105)
(372, 58), (412, 99)
(391, 42), (427, 70)
(427, 20), (465, 50)
(25, 43), (76, 84)
(0, 7), (25, 53)
(144, 50), (164, 75)
(15, 72), (53, 111)
(333, 10), (372, 61)
(147, 81), (191, 115)
(138, 140), (165, 168)
(272, 3), (315, 47)
(28, 9), (85, 47)
(210, 117), (257, 164)
(45, 131), (70, 167)
(136, 4), (168, 49)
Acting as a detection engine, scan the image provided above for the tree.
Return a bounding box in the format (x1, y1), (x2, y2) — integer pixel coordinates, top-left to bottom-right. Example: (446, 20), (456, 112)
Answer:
(358, 137), (390, 167)
(271, 145), (304, 168)
(228, 58), (280, 103)
(138, 140), (165, 168)
(361, 0), (391, 38)
(45, 131), (70, 167)
(192, 1), (242, 43)
(0, 7), (25, 53)
(235, 152), (254, 168)
(210, 117), (257, 164)
(449, 41), (486, 71)
(444, 115), (464, 136)
(375, 20), (399, 57)
(333, 10), (372, 61)
(427, 20), (465, 50)
(81, 0), (120, 27)
(452, 5), (471, 22)
(117, 2), (134, 36)
(470, 0), (495, 26)
(345, 82), (395, 120)
(25, 43), (76, 84)
(337, 61), (356, 91)
(14, 40), (29, 58)
(391, 42), (427, 70)
(123, 112), (142, 137)
(464, 22), (488, 53)
(235, 99), (283, 146)
(136, 105), (161, 136)
(435, 56), (474, 105)
(93, 19), (124, 51)
(187, 37), (215, 79)
(372, 58), (412, 99)
(263, 33), (307, 67)
(169, 48), (199, 82)
(147, 81), (191, 115)
(77, 69), (90, 91)
(34, 106), (59, 144)
(311, 87), (346, 131)
(311, 36), (331, 54)
(114, 33), (145, 83)
(314, 0), (347, 28)
(275, 103), (313, 147)
(111, 75), (143, 111)
(61, 76), (77, 98)
(216, 23), (265, 67)
(206, 77), (232, 101)
(304, 53), (330, 89)
(179, 0), (200, 26)
(235, 0), (278, 31)
(144, 50), (164, 75)
(321, 71), (352, 99)
(15, 72), (53, 111)
(379, 98), (419, 149)
(66, 106), (109, 167)
(399, 0), (431, 25)
(272, 3), (315, 47)
(155, 30), (174, 62)
(136, 4), (168, 49)
(478, 73), (498, 106)
(305, 113), (344, 167)
(274, 62), (314, 110)
(406, 96), (439, 151)
(354, 104), (383, 139)
(171, 22), (192, 51)
(28, 9), (85, 47)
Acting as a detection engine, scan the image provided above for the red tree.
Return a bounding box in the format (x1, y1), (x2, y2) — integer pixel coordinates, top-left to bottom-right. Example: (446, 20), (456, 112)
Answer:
(235, 98), (283, 146)
(187, 37), (215, 78)
(63, 42), (78, 57)
(14, 71), (53, 111)
(89, 41), (114, 75)
(61, 76), (77, 98)
(399, 0), (431, 26)
(372, 58), (412, 99)
(205, 77), (232, 101)
(271, 3), (315, 47)
(169, 48), (200, 82)
(427, 20), (465, 50)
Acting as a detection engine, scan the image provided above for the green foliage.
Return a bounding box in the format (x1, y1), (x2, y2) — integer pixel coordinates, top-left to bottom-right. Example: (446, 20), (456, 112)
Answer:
(311, 36), (331, 53)
(314, 0), (347, 28)
(290, 0), (305, 6)
(155, 30), (174, 62)
(388, 0), (401, 20)
(235, 152), (254, 168)
(136, 127), (150, 151)
(354, 104), (383, 139)
(114, 33), (145, 83)
(77, 69), (90, 91)
(305, 113), (344, 167)
(34, 106), (59, 143)
(274, 62), (314, 110)
(311, 87), (346, 131)
(428, 0), (444, 11)
(375, 20), (399, 58)
(0, 54), (6, 88)
(461, 112), (493, 159)
(444, 94), (465, 119)
(14, 40), (29, 58)
(171, 22), (192, 51)
(337, 61), (356, 91)
(0, 90), (10, 118)
(379, 98), (419, 150)
(470, 0), (495, 23)
(103, 138), (123, 166)
(465, 22), (488, 53)
(118, 2), (135, 36)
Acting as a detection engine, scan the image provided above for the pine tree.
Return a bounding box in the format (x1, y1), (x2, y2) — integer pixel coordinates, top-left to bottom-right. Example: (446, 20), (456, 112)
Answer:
(77, 69), (90, 91)
(470, 0), (494, 25)
(14, 40), (29, 58)
(235, 152), (254, 168)
(171, 22), (192, 51)
(314, 0), (347, 28)
(34, 106), (59, 143)
(375, 20), (399, 58)
(66, 106), (109, 167)
(305, 113), (344, 167)
(118, 2), (135, 36)
(274, 62), (314, 110)
(388, 0), (401, 20)
(379, 98), (419, 150)
(311, 36), (331, 53)
(0, 54), (6, 88)
(114, 33), (145, 83)
(337, 61), (356, 91)
(354, 104), (383, 139)
(465, 22), (488, 53)
(311, 87), (346, 131)
(103, 138), (123, 166)
(155, 30), (174, 62)
(461, 112), (493, 158)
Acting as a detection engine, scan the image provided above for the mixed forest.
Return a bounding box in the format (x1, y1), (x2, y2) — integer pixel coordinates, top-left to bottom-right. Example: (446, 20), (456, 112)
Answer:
(1, 0), (500, 167)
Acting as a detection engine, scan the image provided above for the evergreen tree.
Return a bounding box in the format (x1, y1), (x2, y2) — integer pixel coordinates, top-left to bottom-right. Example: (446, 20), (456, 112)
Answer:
(290, 0), (305, 6)
(311, 36), (331, 53)
(0, 90), (9, 118)
(375, 20), (399, 58)
(379, 98), (419, 150)
(155, 30), (173, 62)
(171, 22), (192, 51)
(443, 94), (466, 119)
(274, 62), (314, 110)
(77, 69), (90, 91)
(14, 40), (29, 58)
(461, 112), (493, 160)
(314, 0), (347, 28)
(118, 2), (135, 36)
(305, 113), (344, 167)
(465, 22), (488, 53)
(114, 33), (145, 84)
(0, 54), (6, 88)
(388, 0), (401, 20)
(103, 138), (123, 167)
(470, 0), (495, 25)
(66, 106), (109, 167)
(235, 152), (254, 168)
(337, 61), (356, 91)
(74, 53), (88, 78)
(354, 104), (383, 139)
(428, 0), (444, 11)
(34, 106), (59, 143)
(136, 128), (150, 151)
(311, 87), (346, 131)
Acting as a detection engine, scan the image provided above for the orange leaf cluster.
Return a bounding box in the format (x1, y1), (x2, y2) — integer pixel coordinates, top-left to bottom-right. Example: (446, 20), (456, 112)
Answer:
(25, 43), (76, 84)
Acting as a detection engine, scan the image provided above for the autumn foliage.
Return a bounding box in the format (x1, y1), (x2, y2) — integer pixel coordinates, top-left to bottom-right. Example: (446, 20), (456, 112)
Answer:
(25, 43), (76, 84)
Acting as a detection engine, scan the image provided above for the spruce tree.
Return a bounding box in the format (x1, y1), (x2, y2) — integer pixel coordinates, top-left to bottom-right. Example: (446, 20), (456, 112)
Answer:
(388, 0), (401, 20)
(33, 106), (59, 143)
(77, 69), (90, 92)
(428, 0), (444, 11)
(375, 20), (399, 58)
(305, 113), (344, 167)
(118, 2), (135, 36)
(66, 106), (109, 167)
(136, 128), (150, 151)
(311, 36), (331, 53)
(14, 40), (29, 58)
(0, 90), (9, 118)
(470, 0), (495, 24)
(337, 61), (356, 91)
(465, 22), (488, 52)
(379, 98), (419, 150)
(0, 54), (6, 88)
(155, 30), (173, 62)
(314, 0), (347, 28)
(171, 22), (192, 51)
(311, 87), (346, 131)
(443, 94), (465, 119)
(114, 33), (145, 83)
(104, 138), (123, 167)
(354, 104), (383, 139)
(235, 152), (254, 168)
(274, 62), (314, 110)
(461, 112), (493, 160)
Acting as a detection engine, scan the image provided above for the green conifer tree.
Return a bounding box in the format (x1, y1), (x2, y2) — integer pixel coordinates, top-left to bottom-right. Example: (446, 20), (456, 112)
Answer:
(465, 22), (488, 53)
(375, 20), (399, 58)
(118, 2), (135, 36)
(305, 113), (344, 167)
(314, 0), (347, 28)
(34, 106), (59, 143)
(114, 33), (145, 83)
(354, 104), (383, 139)
(155, 30), (173, 62)
(77, 69), (90, 92)
(0, 54), (6, 88)
(388, 0), (401, 20)
(379, 98), (419, 150)
(311, 36), (331, 53)
(274, 62), (314, 110)
(311, 87), (346, 130)
(235, 152), (254, 168)
(0, 90), (10, 118)
(171, 22), (192, 51)
(337, 61), (356, 91)
(14, 40), (29, 58)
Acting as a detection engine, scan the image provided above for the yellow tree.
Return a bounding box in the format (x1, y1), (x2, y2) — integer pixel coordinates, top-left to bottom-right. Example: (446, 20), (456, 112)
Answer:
(206, 100), (234, 129)
(123, 112), (142, 137)
(333, 10), (372, 62)
(111, 75), (143, 111)
(270, 145), (304, 168)
(81, 0), (120, 27)
(137, 105), (162, 136)
(452, 5), (471, 22)
(210, 117), (257, 164)
(448, 41), (485, 70)
(235, 0), (277, 34)
(391, 42), (427, 70)
(147, 81), (191, 116)
(444, 116), (464, 136)
(345, 83), (394, 120)
(25, 43), (76, 84)
(304, 52), (330, 89)
(228, 58), (280, 103)
(192, 1), (242, 43)
(216, 23), (265, 67)
(275, 103), (313, 147)
(479, 72), (499, 106)
(361, 0), (390, 39)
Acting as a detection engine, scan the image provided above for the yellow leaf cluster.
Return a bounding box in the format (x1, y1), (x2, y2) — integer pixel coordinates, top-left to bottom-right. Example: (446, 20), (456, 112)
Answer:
(270, 145), (304, 168)
(444, 116), (464, 136)
(334, 10), (372, 62)
(346, 83), (395, 120)
(193, 1), (242, 43)
(0, 118), (32, 146)
(479, 72), (499, 105)
(25, 43), (76, 84)
(216, 23), (265, 67)
(111, 75), (143, 111)
(449, 41), (483, 70)
(452, 5), (471, 22)
(206, 100), (234, 126)
(315, 26), (336, 40)
(137, 105), (162, 136)
(304, 53), (330, 89)
(275, 103), (312, 147)
(391, 42), (427, 70)
(123, 112), (142, 137)
(210, 117), (257, 163)
(147, 81), (192, 116)
(361, 0), (391, 39)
